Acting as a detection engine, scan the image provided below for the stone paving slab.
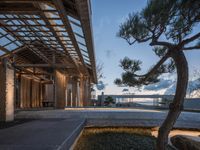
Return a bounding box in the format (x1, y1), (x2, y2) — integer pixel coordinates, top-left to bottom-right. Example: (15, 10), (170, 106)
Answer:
(0, 118), (85, 150)
(1, 109), (199, 150)
(15, 109), (200, 130)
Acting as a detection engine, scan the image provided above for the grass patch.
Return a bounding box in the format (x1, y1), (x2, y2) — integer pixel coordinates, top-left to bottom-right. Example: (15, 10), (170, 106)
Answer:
(74, 127), (173, 150)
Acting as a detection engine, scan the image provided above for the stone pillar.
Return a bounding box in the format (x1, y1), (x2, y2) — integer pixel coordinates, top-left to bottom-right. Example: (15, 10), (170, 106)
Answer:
(55, 71), (66, 109)
(66, 80), (72, 107)
(79, 76), (84, 107)
(0, 59), (14, 122)
(65, 75), (69, 107)
(77, 80), (80, 107)
(72, 77), (78, 107)
(82, 76), (87, 106)
(82, 77), (91, 106)
(86, 77), (91, 106)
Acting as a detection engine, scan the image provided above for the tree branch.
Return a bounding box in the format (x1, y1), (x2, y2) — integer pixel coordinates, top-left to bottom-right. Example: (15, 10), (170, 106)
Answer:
(134, 52), (170, 81)
(150, 40), (174, 48)
(126, 38), (137, 45)
(181, 32), (200, 46)
(183, 45), (200, 50)
(136, 37), (152, 43)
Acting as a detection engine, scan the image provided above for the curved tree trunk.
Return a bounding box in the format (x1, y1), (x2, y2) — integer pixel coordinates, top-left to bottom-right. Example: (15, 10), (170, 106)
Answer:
(156, 50), (188, 150)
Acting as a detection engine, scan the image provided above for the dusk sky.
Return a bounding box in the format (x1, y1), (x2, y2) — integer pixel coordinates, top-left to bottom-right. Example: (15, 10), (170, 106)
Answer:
(91, 0), (200, 94)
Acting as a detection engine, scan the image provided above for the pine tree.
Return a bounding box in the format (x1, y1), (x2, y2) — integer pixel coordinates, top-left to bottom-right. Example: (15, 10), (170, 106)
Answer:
(114, 0), (200, 149)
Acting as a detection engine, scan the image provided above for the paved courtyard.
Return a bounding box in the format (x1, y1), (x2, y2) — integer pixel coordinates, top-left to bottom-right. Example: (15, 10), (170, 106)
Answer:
(0, 108), (199, 150)
(16, 108), (200, 129)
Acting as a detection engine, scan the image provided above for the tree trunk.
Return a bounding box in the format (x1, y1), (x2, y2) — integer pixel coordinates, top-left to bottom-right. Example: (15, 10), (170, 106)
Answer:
(156, 50), (188, 150)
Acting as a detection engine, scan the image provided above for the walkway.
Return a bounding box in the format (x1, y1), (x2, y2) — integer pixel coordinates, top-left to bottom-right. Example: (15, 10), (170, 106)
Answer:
(0, 118), (85, 150)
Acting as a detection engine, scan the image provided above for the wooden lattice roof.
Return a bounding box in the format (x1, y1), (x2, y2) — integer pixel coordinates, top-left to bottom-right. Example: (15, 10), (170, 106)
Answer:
(0, 0), (97, 82)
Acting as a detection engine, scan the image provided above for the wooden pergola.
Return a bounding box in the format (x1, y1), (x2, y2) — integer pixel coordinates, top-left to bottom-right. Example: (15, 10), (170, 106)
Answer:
(0, 0), (97, 121)
(0, 0), (96, 82)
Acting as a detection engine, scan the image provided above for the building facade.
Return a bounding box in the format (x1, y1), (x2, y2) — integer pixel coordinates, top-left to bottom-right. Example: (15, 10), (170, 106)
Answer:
(0, 0), (97, 121)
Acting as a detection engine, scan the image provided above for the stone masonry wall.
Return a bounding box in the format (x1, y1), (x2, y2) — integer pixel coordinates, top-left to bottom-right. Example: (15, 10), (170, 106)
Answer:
(0, 62), (6, 121)
(0, 60), (14, 122)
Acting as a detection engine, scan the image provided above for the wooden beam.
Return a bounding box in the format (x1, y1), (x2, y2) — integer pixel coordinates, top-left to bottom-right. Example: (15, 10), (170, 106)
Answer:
(14, 35), (69, 38)
(75, 0), (97, 83)
(34, 2), (79, 70)
(53, 0), (88, 75)
(15, 66), (51, 81)
(0, 0), (51, 2)
(69, 19), (81, 28)
(77, 41), (86, 47)
(74, 32), (84, 39)
(0, 45), (11, 53)
(0, 20), (52, 64)
(1, 24), (66, 27)
(0, 18), (61, 20)
(20, 72), (52, 75)
(15, 63), (74, 68)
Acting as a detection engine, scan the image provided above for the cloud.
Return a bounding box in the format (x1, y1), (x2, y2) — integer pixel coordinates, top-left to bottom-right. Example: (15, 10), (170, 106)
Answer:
(144, 79), (173, 91)
(105, 49), (113, 58)
(164, 84), (176, 95)
(187, 78), (200, 93)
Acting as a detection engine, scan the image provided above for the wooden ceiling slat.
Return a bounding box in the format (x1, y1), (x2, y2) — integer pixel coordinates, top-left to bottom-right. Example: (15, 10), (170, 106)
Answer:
(75, 0), (97, 82)
(0, 0), (96, 81)
(33, 2), (78, 71)
(53, 0), (89, 75)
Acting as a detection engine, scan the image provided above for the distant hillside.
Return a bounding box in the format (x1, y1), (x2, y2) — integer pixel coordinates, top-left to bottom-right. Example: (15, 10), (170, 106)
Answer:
(142, 78), (200, 98)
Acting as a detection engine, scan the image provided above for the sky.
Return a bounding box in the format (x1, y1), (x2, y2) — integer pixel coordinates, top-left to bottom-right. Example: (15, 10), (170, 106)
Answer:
(91, 0), (200, 95)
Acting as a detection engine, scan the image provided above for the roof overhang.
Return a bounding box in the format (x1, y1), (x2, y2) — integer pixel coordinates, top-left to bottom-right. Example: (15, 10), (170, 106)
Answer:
(0, 0), (97, 83)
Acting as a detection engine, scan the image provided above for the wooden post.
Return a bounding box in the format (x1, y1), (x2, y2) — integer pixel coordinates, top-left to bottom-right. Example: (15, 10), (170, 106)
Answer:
(0, 58), (14, 122)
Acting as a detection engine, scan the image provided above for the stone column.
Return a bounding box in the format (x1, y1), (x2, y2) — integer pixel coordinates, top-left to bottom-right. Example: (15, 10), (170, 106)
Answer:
(79, 76), (84, 107)
(0, 59), (14, 122)
(87, 78), (91, 106)
(77, 80), (80, 107)
(65, 75), (69, 107)
(82, 76), (91, 106)
(55, 71), (66, 109)
(82, 76), (87, 106)
(84, 77), (91, 106)
(71, 77), (79, 107)
(66, 79), (72, 107)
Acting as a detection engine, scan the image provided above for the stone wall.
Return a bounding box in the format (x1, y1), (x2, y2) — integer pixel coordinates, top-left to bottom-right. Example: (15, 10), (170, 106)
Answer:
(0, 62), (6, 121)
(0, 59), (14, 122)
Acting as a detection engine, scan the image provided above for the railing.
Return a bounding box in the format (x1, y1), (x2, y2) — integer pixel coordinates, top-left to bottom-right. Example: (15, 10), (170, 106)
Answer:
(97, 94), (200, 111)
